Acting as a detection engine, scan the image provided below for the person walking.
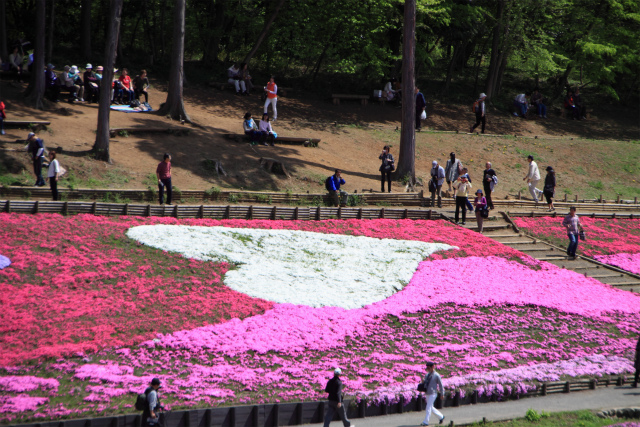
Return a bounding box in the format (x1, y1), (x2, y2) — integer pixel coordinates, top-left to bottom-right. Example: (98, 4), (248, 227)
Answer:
(523, 155), (542, 202)
(482, 162), (496, 210)
(474, 189), (488, 233)
(453, 175), (472, 225)
(25, 132), (46, 186)
(419, 361), (445, 426)
(141, 378), (163, 427)
(430, 160), (445, 208)
(562, 206), (582, 260)
(543, 166), (556, 211)
(323, 368), (354, 427)
(156, 153), (172, 205)
(326, 169), (348, 207)
(379, 145), (394, 193)
(46, 151), (60, 201)
(415, 87), (426, 131)
(444, 152), (462, 196)
(264, 76), (278, 121)
(470, 93), (486, 133)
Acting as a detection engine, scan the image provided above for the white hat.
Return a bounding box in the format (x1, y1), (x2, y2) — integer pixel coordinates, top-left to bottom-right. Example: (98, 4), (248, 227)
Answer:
(432, 160), (438, 167)
(86, 63), (93, 69)
(70, 65), (79, 74)
(334, 368), (342, 375)
(27, 132), (36, 139)
(479, 93), (487, 98)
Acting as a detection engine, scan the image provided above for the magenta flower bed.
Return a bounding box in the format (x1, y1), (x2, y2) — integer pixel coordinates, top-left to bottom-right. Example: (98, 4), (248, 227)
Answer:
(1, 214), (639, 424)
(594, 253), (640, 276)
(512, 217), (640, 257)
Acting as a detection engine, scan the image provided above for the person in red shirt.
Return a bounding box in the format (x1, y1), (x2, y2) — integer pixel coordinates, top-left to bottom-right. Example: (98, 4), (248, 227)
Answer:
(118, 68), (135, 104)
(156, 153), (172, 205)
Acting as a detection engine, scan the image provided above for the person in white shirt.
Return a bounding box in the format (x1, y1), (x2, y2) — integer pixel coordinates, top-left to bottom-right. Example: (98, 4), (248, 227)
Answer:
(513, 92), (530, 118)
(62, 65), (84, 102)
(430, 160), (445, 208)
(384, 78), (397, 101)
(46, 151), (60, 201)
(453, 175), (472, 224)
(227, 63), (246, 95)
(243, 112), (260, 143)
(523, 155), (543, 202)
(258, 113), (276, 146)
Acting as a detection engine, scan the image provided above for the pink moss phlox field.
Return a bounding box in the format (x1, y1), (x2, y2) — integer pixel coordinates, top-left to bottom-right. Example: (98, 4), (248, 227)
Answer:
(1, 213), (640, 423)
(594, 253), (640, 275)
(513, 217), (640, 257)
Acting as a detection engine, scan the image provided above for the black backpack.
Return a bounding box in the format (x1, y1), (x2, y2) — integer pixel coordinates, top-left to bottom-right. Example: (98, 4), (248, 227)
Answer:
(135, 387), (152, 410)
(325, 176), (333, 192)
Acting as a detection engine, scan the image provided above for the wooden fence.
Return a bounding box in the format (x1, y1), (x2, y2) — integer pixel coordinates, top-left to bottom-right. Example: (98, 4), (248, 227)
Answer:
(0, 200), (441, 221)
(1, 186), (639, 212)
(6, 376), (629, 427)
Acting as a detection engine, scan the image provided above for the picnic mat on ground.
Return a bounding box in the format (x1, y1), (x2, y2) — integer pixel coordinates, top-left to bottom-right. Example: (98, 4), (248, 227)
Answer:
(110, 105), (154, 113)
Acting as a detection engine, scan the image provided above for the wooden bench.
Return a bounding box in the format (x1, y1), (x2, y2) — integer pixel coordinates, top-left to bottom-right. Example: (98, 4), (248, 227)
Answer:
(4, 120), (51, 126)
(223, 133), (320, 147)
(332, 94), (369, 106)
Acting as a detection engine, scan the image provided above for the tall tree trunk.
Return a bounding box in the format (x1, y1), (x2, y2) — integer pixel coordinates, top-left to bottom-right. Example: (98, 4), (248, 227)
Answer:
(92, 0), (123, 163)
(158, 0), (190, 122)
(242, 0), (286, 64)
(25, 0), (46, 110)
(80, 0), (92, 58)
(0, 0), (7, 61)
(396, 0), (416, 182)
(204, 0), (226, 65)
(46, 0), (54, 62)
(484, 0), (504, 99)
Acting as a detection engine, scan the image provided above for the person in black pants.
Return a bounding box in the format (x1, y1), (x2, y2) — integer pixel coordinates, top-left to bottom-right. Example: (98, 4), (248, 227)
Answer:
(156, 153), (172, 205)
(26, 132), (46, 186)
(543, 166), (556, 211)
(482, 162), (496, 210)
(323, 368), (354, 427)
(379, 145), (394, 193)
(46, 151), (60, 201)
(453, 175), (472, 225)
(470, 93), (487, 133)
(415, 87), (426, 130)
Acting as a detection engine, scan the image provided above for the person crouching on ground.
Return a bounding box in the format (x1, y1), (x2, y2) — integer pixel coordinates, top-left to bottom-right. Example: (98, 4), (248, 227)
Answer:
(379, 145), (394, 193)
(156, 153), (172, 205)
(327, 169), (348, 207)
(562, 206), (582, 260)
(323, 368), (354, 427)
(420, 361), (445, 426)
(453, 175), (472, 225)
(142, 378), (164, 427)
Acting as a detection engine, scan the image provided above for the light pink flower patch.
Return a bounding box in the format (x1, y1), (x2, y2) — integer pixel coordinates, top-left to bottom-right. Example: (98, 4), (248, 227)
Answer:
(0, 376), (59, 393)
(0, 396), (48, 413)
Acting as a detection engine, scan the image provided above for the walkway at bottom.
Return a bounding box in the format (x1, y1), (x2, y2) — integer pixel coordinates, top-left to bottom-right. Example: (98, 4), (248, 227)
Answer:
(310, 385), (640, 426)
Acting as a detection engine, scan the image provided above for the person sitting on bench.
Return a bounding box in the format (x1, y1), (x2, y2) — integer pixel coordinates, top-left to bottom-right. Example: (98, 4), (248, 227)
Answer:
(227, 63), (246, 95)
(564, 90), (579, 120)
(44, 63), (61, 102)
(258, 113), (277, 146)
(133, 70), (150, 105)
(62, 65), (84, 103)
(243, 112), (260, 143)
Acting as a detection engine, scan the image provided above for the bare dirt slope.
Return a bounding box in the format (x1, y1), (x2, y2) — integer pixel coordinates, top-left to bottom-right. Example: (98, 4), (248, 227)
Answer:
(1, 79), (638, 201)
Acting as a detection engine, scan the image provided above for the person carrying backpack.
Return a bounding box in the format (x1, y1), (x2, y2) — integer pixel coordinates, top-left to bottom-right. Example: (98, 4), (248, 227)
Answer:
(326, 169), (348, 207)
(470, 93), (486, 134)
(137, 378), (163, 427)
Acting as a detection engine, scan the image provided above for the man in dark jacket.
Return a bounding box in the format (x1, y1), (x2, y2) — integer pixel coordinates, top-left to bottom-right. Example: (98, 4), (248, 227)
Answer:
(142, 378), (163, 427)
(415, 87), (426, 130)
(323, 368), (354, 427)
(25, 132), (46, 186)
(327, 169), (348, 207)
(482, 162), (497, 210)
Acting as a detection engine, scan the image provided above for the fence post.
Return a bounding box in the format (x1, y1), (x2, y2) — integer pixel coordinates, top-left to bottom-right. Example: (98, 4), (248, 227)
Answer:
(63, 201), (68, 215)
(541, 383), (547, 396)
(5, 200), (10, 213)
(173, 205), (179, 219)
(518, 191), (521, 200)
(184, 410), (191, 427)
(564, 193), (567, 202)
(272, 404), (279, 427)
(398, 394), (404, 413)
(252, 406), (259, 427)
(124, 203), (129, 216)
(225, 205), (231, 219)
(271, 206), (277, 220)
(565, 381), (570, 393)
(575, 195), (578, 202)
(337, 206), (342, 219)
(294, 207), (299, 220)
(359, 400), (366, 418)
(316, 206), (321, 220)
(380, 208), (385, 219)
(229, 407), (236, 427)
(146, 204), (151, 217)
(199, 205), (204, 219)
(33, 200), (39, 214)
(427, 210), (432, 220)
(589, 379), (596, 390)
(296, 403), (303, 424)
(92, 201), (97, 214)
(357, 208), (363, 219)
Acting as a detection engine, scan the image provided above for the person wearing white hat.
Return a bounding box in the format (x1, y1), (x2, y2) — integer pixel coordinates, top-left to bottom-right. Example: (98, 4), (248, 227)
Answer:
(62, 65), (84, 102)
(429, 160), (445, 208)
(84, 64), (100, 103)
(323, 368), (355, 427)
(470, 93), (487, 134)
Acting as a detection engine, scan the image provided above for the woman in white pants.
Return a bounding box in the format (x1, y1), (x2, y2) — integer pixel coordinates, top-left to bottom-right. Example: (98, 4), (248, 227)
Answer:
(421, 361), (445, 426)
(264, 76), (278, 120)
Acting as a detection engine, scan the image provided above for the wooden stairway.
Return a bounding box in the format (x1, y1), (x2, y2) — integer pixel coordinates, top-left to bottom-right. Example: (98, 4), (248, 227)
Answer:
(458, 213), (640, 293)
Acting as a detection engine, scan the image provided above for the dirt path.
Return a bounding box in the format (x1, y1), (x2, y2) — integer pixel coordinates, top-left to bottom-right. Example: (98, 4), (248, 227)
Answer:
(1, 79), (638, 201)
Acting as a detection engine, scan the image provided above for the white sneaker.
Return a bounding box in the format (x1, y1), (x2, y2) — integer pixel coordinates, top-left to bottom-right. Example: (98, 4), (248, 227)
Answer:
(79, 98), (84, 102)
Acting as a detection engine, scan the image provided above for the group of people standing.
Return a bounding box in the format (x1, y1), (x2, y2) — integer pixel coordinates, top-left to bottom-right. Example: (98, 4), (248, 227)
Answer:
(24, 132), (60, 200)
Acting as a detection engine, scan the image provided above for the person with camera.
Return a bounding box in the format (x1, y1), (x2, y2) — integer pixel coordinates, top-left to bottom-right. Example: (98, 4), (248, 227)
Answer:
(326, 169), (348, 207)
(142, 378), (164, 427)
(419, 361), (445, 426)
(379, 145), (395, 193)
(453, 174), (472, 225)
(323, 368), (354, 427)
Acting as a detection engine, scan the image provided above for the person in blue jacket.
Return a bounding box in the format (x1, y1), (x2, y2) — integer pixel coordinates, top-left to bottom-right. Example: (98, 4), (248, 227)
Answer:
(326, 169), (348, 207)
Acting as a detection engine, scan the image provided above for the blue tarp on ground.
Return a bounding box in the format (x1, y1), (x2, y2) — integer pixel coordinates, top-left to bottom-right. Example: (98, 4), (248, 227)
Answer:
(110, 105), (154, 113)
